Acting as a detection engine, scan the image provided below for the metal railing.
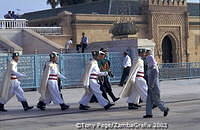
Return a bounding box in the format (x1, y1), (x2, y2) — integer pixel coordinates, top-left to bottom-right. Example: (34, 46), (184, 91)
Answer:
(159, 62), (200, 80)
(0, 53), (200, 89)
(0, 19), (63, 35)
(0, 19), (27, 28)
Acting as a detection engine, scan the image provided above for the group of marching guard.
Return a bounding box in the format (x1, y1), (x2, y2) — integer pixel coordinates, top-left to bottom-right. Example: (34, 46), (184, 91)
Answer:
(0, 48), (169, 118)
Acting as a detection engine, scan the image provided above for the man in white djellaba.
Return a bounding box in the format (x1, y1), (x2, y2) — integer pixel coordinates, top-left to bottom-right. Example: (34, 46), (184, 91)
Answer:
(79, 51), (114, 110)
(0, 52), (33, 112)
(37, 52), (69, 111)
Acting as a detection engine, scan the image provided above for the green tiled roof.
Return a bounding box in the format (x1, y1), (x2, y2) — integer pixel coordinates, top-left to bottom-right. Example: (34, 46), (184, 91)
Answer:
(188, 3), (200, 16)
(21, 0), (141, 20)
(20, 1), (199, 21)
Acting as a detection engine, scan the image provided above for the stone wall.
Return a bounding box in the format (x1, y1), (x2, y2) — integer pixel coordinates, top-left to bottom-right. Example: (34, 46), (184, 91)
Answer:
(144, 0), (188, 63)
(70, 14), (147, 44)
(25, 1), (200, 63)
(187, 17), (200, 62)
(44, 35), (70, 47)
(22, 29), (63, 54)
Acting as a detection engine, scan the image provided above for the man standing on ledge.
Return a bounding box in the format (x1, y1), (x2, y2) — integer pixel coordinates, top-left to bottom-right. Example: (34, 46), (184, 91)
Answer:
(80, 32), (88, 53)
(143, 50), (169, 118)
(119, 51), (132, 86)
(0, 52), (33, 112)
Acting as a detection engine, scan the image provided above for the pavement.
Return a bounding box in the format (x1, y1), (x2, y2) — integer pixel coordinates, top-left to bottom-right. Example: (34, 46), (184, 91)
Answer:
(0, 78), (200, 130)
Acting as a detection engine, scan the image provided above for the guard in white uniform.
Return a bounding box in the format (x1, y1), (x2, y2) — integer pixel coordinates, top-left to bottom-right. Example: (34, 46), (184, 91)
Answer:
(126, 49), (148, 109)
(0, 53), (33, 112)
(37, 52), (69, 111)
(79, 51), (114, 110)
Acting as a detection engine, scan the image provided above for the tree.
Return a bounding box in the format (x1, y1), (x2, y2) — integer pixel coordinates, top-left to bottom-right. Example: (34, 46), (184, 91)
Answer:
(47, 0), (60, 9)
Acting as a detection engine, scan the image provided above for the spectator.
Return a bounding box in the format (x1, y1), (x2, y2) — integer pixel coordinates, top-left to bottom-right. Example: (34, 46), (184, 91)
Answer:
(80, 32), (88, 53)
(119, 51), (132, 86)
(65, 38), (73, 53)
(11, 11), (19, 19)
(4, 11), (12, 19)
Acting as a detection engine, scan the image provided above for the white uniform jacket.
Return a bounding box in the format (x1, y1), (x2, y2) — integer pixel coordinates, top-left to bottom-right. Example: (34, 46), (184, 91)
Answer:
(39, 61), (66, 101)
(82, 59), (107, 90)
(119, 57), (143, 98)
(0, 60), (25, 103)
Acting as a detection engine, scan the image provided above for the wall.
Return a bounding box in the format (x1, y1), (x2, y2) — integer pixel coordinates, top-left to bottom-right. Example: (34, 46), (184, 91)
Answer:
(26, 7), (200, 63)
(187, 17), (200, 62)
(44, 35), (70, 47)
(22, 29), (63, 54)
(0, 30), (23, 46)
(71, 14), (148, 44)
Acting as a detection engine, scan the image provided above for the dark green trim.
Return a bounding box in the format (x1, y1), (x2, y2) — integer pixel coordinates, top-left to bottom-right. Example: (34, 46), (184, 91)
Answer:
(189, 22), (200, 25)
(72, 20), (147, 24)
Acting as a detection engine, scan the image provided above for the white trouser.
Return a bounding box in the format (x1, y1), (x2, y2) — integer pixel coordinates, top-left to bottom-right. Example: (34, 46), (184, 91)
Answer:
(79, 79), (109, 107)
(44, 80), (64, 105)
(127, 77), (148, 104)
(0, 80), (26, 104)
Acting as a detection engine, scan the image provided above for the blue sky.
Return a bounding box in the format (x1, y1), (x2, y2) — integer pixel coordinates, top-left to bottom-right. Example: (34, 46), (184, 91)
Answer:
(0, 0), (199, 18)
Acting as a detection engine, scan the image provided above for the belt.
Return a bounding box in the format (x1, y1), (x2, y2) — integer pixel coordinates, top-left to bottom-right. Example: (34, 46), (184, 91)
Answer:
(49, 74), (58, 77)
(89, 77), (98, 80)
(48, 78), (58, 80)
(11, 77), (17, 80)
(136, 75), (144, 78)
(90, 74), (98, 76)
(48, 74), (58, 80)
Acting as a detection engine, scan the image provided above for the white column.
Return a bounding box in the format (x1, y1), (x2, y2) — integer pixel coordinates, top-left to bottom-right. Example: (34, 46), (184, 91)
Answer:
(22, 21), (25, 27)
(2, 20), (4, 28)
(0, 21), (1, 28)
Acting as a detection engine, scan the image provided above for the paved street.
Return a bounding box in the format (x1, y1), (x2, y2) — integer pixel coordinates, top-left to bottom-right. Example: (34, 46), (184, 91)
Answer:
(0, 78), (200, 130)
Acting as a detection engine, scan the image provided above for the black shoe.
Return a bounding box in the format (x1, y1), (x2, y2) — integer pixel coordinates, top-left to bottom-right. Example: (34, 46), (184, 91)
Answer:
(143, 115), (153, 118)
(118, 84), (123, 87)
(104, 103), (114, 110)
(60, 103), (70, 111)
(133, 103), (141, 108)
(0, 103), (7, 112)
(79, 104), (89, 110)
(164, 108), (169, 117)
(139, 98), (143, 103)
(84, 105), (90, 109)
(152, 104), (157, 109)
(113, 97), (120, 102)
(21, 101), (34, 111)
(37, 101), (46, 111)
(128, 103), (138, 110)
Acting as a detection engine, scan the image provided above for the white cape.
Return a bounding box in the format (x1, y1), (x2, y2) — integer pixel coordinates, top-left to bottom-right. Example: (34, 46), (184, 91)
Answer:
(81, 59), (95, 91)
(0, 63), (12, 104)
(38, 62), (51, 101)
(119, 58), (142, 98)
